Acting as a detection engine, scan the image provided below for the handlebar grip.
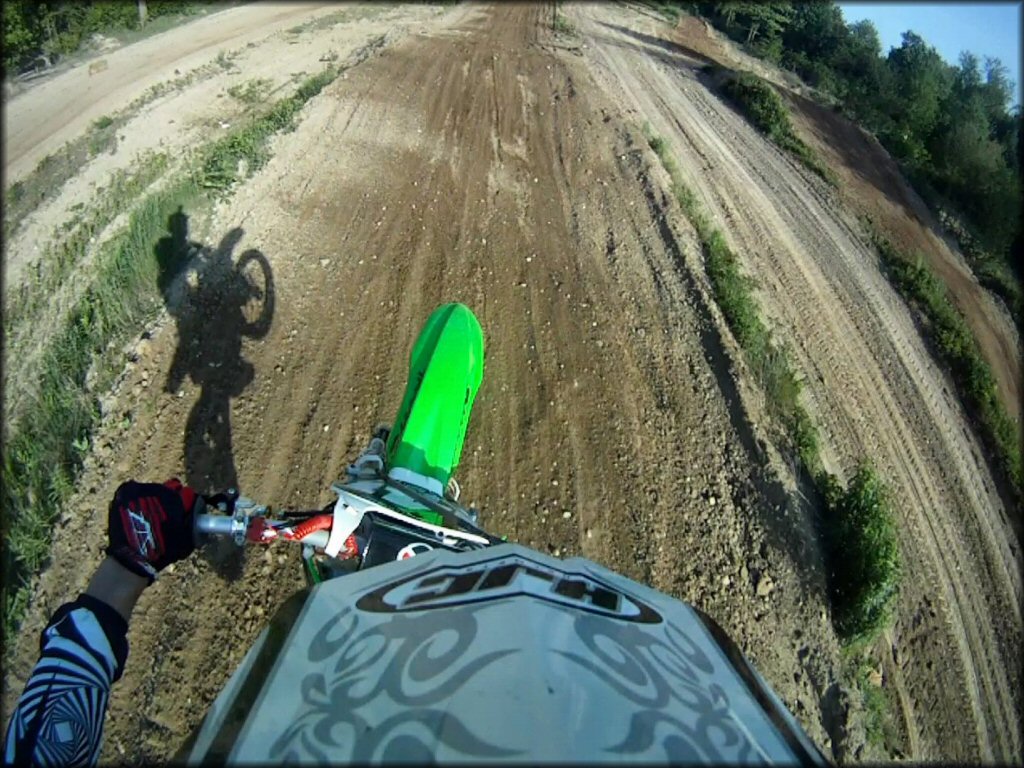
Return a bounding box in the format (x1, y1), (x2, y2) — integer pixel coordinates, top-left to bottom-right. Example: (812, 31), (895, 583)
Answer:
(195, 514), (236, 537)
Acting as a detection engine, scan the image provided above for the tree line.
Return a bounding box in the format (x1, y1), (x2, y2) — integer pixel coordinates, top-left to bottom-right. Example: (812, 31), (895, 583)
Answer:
(666, 1), (1022, 307)
(3, 1), (198, 72)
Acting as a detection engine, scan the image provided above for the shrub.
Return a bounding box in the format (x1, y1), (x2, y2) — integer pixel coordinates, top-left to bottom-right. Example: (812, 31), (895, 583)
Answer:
(823, 465), (901, 642)
(721, 72), (792, 141)
(718, 71), (837, 186)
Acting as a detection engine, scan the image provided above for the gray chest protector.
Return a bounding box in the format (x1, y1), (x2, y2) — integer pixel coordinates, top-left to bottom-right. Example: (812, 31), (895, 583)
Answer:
(185, 544), (825, 764)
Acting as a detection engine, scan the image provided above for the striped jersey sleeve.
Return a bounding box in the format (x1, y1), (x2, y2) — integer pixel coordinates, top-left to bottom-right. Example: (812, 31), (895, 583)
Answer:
(4, 594), (129, 767)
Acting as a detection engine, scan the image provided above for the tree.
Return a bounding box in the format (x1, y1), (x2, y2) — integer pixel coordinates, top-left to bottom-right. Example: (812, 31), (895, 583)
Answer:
(741, 2), (793, 45)
(885, 31), (953, 161)
(709, 2), (792, 46)
(2, 1), (40, 70)
(980, 57), (1014, 127)
(783, 1), (845, 61)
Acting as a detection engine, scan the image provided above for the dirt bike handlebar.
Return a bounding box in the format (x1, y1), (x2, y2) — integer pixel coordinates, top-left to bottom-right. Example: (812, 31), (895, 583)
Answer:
(193, 490), (334, 548)
(195, 509), (334, 546)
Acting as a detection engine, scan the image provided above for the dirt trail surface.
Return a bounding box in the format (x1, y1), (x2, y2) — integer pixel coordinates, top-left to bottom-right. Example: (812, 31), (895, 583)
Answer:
(3, 2), (446, 436)
(2, 2), (1019, 764)
(2, 3), (338, 185)
(4, 3), (855, 762)
(657, 12), (1021, 424)
(573, 4), (1020, 762)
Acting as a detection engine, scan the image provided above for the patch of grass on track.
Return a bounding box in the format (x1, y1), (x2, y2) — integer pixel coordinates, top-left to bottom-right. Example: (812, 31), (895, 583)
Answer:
(553, 13), (576, 35)
(644, 123), (900, 646)
(2, 66), (345, 640)
(227, 77), (273, 106)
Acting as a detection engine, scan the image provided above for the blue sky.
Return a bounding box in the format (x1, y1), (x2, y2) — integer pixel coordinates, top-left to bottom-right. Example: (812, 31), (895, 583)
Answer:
(837, 3), (1022, 107)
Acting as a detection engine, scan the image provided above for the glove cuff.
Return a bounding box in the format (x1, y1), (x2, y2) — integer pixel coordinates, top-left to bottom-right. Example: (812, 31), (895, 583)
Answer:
(105, 544), (158, 584)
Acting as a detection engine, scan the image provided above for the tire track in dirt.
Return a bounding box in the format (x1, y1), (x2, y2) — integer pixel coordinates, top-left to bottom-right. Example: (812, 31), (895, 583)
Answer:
(6, 3), (853, 761)
(3, 3), (339, 184)
(575, 5), (1020, 762)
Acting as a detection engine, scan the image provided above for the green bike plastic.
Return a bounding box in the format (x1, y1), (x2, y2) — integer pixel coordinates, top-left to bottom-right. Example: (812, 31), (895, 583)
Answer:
(385, 303), (484, 494)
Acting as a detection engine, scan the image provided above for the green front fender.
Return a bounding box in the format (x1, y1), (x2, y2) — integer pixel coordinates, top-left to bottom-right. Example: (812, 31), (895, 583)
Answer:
(386, 303), (484, 494)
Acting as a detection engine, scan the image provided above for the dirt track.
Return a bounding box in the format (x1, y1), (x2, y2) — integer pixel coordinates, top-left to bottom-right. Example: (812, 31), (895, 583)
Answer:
(2, 3), (339, 185)
(2, 3), (1020, 764)
(573, 4), (1020, 762)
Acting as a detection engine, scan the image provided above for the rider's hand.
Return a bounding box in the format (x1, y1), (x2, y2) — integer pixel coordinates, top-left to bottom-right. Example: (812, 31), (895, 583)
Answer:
(106, 479), (201, 583)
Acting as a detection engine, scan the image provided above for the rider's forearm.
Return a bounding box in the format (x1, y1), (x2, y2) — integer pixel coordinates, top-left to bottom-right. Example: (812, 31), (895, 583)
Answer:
(85, 556), (148, 622)
(3, 560), (135, 765)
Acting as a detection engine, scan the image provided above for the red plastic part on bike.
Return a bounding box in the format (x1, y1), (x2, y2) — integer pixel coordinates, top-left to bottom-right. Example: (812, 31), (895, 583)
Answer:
(286, 515), (333, 541)
(246, 516), (278, 544)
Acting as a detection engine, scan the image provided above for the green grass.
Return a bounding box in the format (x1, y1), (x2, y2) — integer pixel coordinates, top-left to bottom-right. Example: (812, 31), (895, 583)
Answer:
(1, 67), (344, 640)
(2, 174), (204, 637)
(821, 466), (901, 642)
(4, 153), (172, 345)
(227, 77), (273, 106)
(873, 234), (1022, 503)
(553, 13), (576, 35)
(645, 123), (900, 644)
(716, 69), (838, 187)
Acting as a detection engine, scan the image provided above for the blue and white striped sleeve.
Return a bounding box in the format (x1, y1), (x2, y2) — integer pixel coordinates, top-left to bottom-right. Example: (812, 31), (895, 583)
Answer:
(4, 594), (129, 767)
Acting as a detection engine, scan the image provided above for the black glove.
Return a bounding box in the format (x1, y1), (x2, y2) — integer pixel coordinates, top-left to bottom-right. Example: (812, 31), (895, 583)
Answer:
(106, 478), (201, 582)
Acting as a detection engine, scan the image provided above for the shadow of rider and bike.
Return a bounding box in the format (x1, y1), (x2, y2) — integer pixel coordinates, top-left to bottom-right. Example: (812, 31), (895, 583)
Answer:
(154, 208), (274, 579)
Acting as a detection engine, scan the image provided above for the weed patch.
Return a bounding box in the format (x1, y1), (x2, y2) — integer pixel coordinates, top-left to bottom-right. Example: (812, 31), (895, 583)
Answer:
(842, 651), (899, 755)
(822, 466), (901, 642)
(873, 234), (1021, 504)
(644, 123), (819, 468)
(286, 7), (386, 35)
(199, 68), (339, 192)
(553, 13), (576, 36)
(644, 124), (900, 644)
(716, 70), (837, 186)
(227, 78), (273, 107)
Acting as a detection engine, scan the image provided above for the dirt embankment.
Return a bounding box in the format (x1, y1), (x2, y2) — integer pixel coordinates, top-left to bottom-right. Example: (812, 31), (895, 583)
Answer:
(668, 11), (1021, 424)
(3, 2), (856, 762)
(571, 4), (1020, 762)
